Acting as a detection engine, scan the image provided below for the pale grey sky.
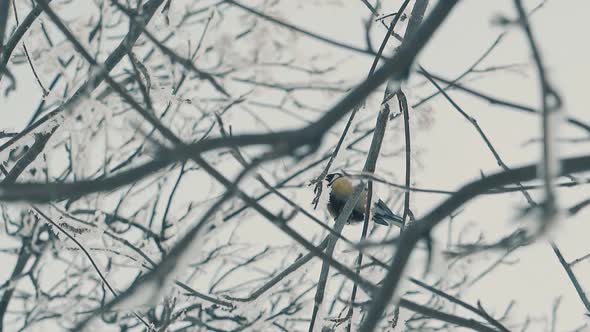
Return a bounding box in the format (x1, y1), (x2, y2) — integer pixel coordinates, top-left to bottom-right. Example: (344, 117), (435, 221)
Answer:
(1, 0), (590, 331)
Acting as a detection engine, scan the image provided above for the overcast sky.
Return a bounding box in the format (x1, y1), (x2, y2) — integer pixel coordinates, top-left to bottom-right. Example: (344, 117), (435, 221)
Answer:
(1, 0), (590, 331)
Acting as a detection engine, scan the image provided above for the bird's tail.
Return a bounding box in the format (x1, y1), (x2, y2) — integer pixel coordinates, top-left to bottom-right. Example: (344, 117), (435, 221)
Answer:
(373, 199), (404, 227)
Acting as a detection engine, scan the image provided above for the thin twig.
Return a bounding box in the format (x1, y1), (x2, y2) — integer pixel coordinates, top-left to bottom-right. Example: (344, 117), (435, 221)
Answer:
(398, 298), (499, 332)
(410, 278), (510, 332)
(399, 90), (411, 226)
(551, 243), (590, 313)
(226, 0), (383, 58)
(420, 71), (590, 134)
(420, 66), (535, 206)
(11, 0), (48, 96)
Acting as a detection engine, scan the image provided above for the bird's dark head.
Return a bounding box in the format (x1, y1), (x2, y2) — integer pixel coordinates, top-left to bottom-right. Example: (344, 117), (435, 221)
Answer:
(325, 172), (343, 185)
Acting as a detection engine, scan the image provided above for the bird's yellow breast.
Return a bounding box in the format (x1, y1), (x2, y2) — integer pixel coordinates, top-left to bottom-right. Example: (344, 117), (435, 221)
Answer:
(331, 177), (354, 199)
(329, 176), (368, 219)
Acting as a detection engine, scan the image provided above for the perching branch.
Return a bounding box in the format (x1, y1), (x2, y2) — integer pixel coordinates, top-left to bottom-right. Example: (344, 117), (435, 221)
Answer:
(513, 0), (562, 221)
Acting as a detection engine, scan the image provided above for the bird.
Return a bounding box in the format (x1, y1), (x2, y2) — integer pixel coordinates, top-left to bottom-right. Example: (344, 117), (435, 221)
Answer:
(325, 172), (404, 227)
